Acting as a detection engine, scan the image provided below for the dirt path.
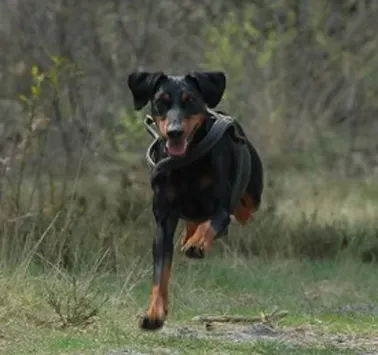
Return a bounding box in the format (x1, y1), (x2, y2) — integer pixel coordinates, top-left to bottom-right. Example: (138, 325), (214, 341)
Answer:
(106, 321), (378, 355)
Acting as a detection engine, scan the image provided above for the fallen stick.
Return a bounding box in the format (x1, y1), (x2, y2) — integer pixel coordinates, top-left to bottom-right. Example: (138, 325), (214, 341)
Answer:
(192, 308), (288, 325)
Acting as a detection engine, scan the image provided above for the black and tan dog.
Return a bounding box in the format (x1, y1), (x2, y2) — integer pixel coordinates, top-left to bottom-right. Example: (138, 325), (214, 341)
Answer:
(127, 70), (263, 331)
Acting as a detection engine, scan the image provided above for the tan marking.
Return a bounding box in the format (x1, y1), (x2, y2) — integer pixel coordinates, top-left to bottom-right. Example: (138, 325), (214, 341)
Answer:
(181, 220), (217, 254)
(181, 93), (191, 103)
(153, 113), (204, 142)
(154, 116), (168, 138)
(182, 114), (204, 139)
(145, 265), (171, 322)
(180, 221), (199, 247)
(159, 93), (171, 101)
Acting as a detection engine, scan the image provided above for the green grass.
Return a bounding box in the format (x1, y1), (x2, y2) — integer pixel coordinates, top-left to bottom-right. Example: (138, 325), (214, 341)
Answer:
(2, 255), (378, 354)
(2, 167), (378, 355)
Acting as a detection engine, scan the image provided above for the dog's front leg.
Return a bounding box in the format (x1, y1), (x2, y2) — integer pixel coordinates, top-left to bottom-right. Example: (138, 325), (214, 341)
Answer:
(181, 208), (230, 259)
(181, 152), (231, 259)
(140, 184), (179, 331)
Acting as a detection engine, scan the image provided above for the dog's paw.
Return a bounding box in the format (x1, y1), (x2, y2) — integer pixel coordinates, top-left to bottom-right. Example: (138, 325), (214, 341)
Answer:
(139, 314), (165, 331)
(181, 244), (205, 259)
(181, 228), (227, 259)
(140, 292), (167, 331)
(181, 221), (220, 259)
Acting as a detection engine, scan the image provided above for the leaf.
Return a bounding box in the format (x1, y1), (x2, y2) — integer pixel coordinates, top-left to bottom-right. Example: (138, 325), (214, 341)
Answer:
(257, 48), (273, 69)
(36, 73), (45, 84)
(51, 56), (61, 65)
(31, 85), (41, 97)
(19, 94), (28, 103)
(31, 65), (39, 77)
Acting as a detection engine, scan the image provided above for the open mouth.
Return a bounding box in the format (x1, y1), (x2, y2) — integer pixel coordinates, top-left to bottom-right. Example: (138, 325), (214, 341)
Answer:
(166, 138), (188, 157)
(164, 124), (199, 157)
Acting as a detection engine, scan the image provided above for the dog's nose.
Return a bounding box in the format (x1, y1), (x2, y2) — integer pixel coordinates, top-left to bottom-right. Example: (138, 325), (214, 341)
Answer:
(167, 127), (184, 139)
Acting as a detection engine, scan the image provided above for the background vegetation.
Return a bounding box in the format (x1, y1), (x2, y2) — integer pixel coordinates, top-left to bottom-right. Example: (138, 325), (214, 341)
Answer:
(1, 1), (378, 354)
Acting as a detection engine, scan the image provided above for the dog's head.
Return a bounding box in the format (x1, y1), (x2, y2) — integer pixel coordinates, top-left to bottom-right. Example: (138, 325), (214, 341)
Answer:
(127, 71), (226, 157)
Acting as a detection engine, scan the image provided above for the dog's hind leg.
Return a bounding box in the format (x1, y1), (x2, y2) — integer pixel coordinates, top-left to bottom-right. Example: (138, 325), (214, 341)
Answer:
(232, 192), (258, 225)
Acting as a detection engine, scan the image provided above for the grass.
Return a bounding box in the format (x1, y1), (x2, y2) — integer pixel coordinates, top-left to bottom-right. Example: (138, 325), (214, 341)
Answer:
(2, 255), (378, 354)
(1, 167), (378, 354)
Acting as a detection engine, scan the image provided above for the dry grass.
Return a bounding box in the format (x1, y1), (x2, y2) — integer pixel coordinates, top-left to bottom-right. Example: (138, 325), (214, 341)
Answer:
(272, 172), (378, 225)
(2, 166), (378, 269)
(2, 254), (378, 354)
(1, 136), (378, 354)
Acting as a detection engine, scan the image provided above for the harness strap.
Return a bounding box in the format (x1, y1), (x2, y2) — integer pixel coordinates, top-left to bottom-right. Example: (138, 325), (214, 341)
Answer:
(230, 143), (251, 211)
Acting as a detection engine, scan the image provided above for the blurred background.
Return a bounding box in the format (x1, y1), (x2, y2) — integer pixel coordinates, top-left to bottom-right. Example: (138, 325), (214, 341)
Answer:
(1, 0), (378, 271)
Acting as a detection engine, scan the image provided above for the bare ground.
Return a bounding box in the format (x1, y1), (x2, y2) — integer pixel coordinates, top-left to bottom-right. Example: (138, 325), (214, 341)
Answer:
(106, 320), (378, 355)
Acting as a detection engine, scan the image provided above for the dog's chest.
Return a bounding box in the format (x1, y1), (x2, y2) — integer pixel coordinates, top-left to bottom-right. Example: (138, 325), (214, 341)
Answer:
(172, 162), (217, 221)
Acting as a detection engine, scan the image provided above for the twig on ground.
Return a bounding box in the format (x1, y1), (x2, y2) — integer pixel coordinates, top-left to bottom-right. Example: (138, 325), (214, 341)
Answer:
(192, 307), (288, 330)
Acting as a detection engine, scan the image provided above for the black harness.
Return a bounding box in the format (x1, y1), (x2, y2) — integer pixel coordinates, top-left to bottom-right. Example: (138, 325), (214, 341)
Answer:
(144, 110), (251, 211)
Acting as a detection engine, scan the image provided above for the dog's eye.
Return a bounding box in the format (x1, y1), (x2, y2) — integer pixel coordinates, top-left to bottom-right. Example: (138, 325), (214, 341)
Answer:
(181, 93), (193, 105)
(158, 93), (171, 103)
(155, 94), (171, 111)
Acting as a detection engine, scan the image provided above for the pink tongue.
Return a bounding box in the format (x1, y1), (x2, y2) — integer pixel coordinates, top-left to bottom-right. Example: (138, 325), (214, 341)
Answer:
(166, 140), (187, 156)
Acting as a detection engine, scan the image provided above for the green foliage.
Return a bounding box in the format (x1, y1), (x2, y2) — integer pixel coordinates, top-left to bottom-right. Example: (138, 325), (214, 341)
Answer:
(199, 4), (297, 119)
(201, 5), (296, 76)
(114, 108), (148, 152)
(199, 3), (378, 172)
(201, 6), (258, 108)
(202, 10), (249, 82)
(19, 65), (45, 106)
(19, 56), (79, 117)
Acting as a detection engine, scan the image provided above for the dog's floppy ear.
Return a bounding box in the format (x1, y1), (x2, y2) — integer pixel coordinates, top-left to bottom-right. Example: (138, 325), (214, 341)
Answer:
(186, 71), (226, 108)
(127, 71), (166, 110)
